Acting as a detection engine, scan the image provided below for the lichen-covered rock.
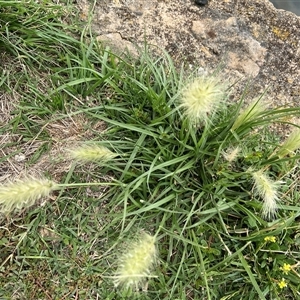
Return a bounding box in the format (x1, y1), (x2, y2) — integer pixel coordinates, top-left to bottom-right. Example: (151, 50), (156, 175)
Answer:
(78, 0), (300, 109)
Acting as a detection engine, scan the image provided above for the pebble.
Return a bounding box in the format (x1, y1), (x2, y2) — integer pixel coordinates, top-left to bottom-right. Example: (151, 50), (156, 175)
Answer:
(195, 0), (208, 6)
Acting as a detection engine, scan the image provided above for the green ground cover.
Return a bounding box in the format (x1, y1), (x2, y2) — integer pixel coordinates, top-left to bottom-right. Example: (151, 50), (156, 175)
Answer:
(1, 1), (300, 299)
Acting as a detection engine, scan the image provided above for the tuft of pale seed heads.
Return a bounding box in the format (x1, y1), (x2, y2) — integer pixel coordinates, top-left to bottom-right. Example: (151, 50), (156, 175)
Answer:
(252, 170), (280, 220)
(231, 98), (267, 131)
(114, 232), (157, 289)
(0, 177), (58, 213)
(179, 76), (226, 124)
(223, 146), (240, 163)
(274, 127), (300, 158)
(68, 144), (117, 163)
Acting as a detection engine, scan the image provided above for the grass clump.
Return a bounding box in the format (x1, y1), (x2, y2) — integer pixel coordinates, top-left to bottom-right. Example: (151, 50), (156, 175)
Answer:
(1, 1), (300, 299)
(0, 0), (77, 67)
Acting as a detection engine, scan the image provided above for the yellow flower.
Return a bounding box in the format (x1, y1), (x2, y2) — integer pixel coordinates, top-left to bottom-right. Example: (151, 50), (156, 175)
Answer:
(280, 263), (292, 275)
(278, 278), (287, 289)
(264, 236), (276, 243)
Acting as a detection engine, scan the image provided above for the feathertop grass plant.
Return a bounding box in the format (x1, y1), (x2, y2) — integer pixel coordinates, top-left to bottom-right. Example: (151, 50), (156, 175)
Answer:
(68, 144), (117, 163)
(0, 177), (58, 213)
(1, 7), (300, 296)
(252, 170), (280, 219)
(179, 76), (226, 124)
(113, 232), (157, 289)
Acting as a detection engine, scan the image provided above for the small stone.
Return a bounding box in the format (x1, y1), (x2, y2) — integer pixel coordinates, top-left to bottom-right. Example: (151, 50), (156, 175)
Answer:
(195, 0), (208, 6)
(192, 20), (206, 38)
(14, 154), (26, 162)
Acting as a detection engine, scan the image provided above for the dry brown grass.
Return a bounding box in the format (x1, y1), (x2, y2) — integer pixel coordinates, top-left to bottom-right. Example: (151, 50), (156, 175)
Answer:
(0, 109), (106, 183)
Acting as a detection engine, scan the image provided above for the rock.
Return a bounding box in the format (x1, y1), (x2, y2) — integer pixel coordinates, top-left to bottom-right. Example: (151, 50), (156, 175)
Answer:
(79, 0), (300, 108)
(96, 32), (139, 56)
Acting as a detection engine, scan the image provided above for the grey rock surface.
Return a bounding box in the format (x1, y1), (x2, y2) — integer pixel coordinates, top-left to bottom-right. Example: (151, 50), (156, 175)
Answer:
(78, 0), (300, 113)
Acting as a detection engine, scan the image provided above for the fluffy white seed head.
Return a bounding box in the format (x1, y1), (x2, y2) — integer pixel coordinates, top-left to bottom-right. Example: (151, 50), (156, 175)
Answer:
(231, 98), (268, 131)
(179, 76), (226, 124)
(275, 127), (300, 158)
(252, 170), (280, 220)
(68, 144), (117, 163)
(114, 232), (157, 289)
(0, 177), (58, 213)
(223, 146), (240, 163)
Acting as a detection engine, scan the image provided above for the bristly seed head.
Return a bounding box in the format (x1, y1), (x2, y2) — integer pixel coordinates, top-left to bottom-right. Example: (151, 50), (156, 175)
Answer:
(274, 127), (300, 158)
(114, 232), (157, 289)
(223, 146), (240, 163)
(0, 177), (58, 214)
(179, 76), (226, 124)
(231, 98), (267, 131)
(252, 170), (280, 220)
(69, 144), (117, 163)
